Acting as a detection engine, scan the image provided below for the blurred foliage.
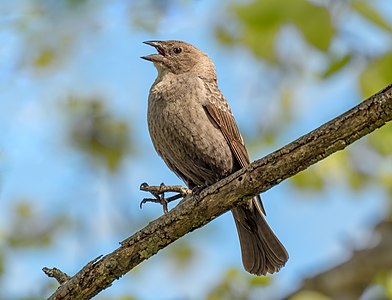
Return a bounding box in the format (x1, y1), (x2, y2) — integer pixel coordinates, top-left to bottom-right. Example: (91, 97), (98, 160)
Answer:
(0, 250), (4, 279)
(219, 0), (392, 94)
(66, 97), (132, 172)
(360, 52), (392, 97)
(207, 267), (272, 300)
(1, 0), (392, 299)
(226, 0), (334, 62)
(321, 54), (352, 78)
(291, 123), (392, 192)
(17, 0), (99, 72)
(6, 201), (71, 248)
(33, 47), (55, 67)
(385, 272), (392, 299)
(291, 166), (325, 191)
(368, 122), (392, 157)
(289, 290), (331, 300)
(129, 0), (182, 32)
(166, 241), (195, 269)
(373, 271), (392, 299)
(0, 200), (72, 299)
(218, 0), (392, 195)
(351, 1), (392, 33)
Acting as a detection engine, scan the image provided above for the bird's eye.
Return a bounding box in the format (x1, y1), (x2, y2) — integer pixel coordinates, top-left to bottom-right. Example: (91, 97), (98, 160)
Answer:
(173, 47), (182, 54)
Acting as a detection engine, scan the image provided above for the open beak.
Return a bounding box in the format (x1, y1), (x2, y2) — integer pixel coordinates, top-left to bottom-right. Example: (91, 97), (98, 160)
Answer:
(141, 41), (166, 62)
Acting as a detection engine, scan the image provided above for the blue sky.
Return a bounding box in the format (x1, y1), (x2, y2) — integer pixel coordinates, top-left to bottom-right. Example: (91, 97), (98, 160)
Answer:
(0, 1), (391, 299)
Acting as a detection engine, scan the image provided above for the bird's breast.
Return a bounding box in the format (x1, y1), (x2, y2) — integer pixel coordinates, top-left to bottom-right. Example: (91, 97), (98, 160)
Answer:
(147, 75), (235, 185)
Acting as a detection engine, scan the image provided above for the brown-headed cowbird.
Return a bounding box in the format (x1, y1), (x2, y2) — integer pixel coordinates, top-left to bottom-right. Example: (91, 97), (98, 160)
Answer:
(142, 40), (288, 275)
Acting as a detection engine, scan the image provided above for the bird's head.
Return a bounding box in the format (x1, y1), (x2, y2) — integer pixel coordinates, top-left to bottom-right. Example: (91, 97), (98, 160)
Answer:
(142, 40), (217, 81)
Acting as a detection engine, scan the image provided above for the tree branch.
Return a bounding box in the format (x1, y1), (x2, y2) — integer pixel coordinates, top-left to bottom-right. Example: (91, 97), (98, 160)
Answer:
(45, 84), (392, 299)
(42, 267), (71, 284)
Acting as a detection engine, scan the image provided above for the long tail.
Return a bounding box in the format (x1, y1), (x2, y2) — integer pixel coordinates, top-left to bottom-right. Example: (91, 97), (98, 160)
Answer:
(231, 198), (289, 275)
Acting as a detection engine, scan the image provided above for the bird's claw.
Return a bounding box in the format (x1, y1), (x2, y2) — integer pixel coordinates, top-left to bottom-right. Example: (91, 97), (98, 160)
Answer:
(140, 196), (169, 214)
(192, 184), (207, 196)
(139, 182), (191, 214)
(140, 182), (149, 189)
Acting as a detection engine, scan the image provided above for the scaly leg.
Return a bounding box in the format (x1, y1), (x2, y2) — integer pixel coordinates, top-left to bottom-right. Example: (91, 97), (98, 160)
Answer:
(139, 182), (191, 214)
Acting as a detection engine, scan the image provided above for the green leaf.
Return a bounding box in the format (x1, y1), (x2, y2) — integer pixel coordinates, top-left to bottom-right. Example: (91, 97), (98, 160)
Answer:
(248, 275), (272, 286)
(352, 1), (392, 33)
(66, 98), (132, 172)
(231, 0), (334, 62)
(242, 26), (279, 62)
(291, 0), (334, 51)
(0, 251), (4, 278)
(386, 270), (392, 299)
(347, 170), (370, 191)
(7, 201), (71, 248)
(291, 169), (325, 191)
(233, 0), (283, 62)
(167, 242), (194, 268)
(380, 173), (392, 199)
(368, 122), (392, 156)
(321, 54), (352, 78)
(289, 290), (332, 300)
(359, 52), (392, 97)
(34, 48), (55, 67)
(215, 26), (236, 45)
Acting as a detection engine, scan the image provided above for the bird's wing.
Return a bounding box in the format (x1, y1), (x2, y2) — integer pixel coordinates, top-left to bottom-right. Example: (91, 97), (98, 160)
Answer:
(203, 85), (266, 216)
(203, 89), (249, 168)
(204, 81), (249, 168)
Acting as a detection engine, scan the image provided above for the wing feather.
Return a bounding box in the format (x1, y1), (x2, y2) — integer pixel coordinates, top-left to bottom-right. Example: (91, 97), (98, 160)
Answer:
(203, 100), (249, 168)
(203, 91), (266, 215)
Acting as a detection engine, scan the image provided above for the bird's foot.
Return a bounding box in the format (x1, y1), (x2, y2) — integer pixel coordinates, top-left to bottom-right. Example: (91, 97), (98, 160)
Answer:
(139, 182), (191, 214)
(191, 184), (208, 196)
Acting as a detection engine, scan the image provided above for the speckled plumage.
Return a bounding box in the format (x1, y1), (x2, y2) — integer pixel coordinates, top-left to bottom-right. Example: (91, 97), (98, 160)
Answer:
(143, 40), (288, 275)
(148, 73), (235, 187)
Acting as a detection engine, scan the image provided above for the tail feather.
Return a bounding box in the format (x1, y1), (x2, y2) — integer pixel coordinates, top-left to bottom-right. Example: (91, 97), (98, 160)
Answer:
(232, 198), (288, 275)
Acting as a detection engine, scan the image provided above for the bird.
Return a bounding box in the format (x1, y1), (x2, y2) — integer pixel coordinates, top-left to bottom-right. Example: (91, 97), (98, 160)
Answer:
(141, 40), (288, 275)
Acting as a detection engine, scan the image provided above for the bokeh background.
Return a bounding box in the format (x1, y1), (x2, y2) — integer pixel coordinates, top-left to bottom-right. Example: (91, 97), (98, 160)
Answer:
(1, 0), (392, 299)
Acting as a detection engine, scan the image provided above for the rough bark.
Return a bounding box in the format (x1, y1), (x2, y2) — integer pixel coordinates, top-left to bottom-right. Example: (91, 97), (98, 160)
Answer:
(45, 84), (392, 299)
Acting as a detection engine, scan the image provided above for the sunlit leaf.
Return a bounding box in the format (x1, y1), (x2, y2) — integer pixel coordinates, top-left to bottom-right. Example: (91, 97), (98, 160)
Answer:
(231, 0), (334, 62)
(242, 26), (278, 62)
(368, 122), (392, 156)
(352, 1), (392, 33)
(216, 26), (236, 45)
(379, 173), (392, 199)
(232, 0), (286, 62)
(321, 54), (352, 78)
(66, 98), (132, 172)
(291, 169), (325, 191)
(289, 290), (331, 300)
(7, 201), (71, 248)
(249, 275), (272, 286)
(360, 53), (392, 97)
(207, 267), (273, 299)
(0, 251), (4, 278)
(16, 202), (33, 218)
(347, 170), (371, 191)
(385, 271), (392, 299)
(225, 267), (239, 279)
(33, 48), (55, 67)
(115, 297), (137, 300)
(291, 0), (334, 51)
(167, 242), (194, 268)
